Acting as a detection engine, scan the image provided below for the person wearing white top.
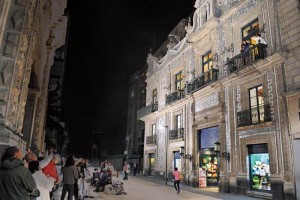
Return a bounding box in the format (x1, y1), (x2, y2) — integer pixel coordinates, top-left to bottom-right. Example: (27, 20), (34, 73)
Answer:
(29, 160), (55, 200)
(252, 33), (267, 45)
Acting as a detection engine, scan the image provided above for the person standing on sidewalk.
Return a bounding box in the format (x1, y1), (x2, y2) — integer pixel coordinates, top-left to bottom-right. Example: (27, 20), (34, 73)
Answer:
(173, 167), (180, 194)
(123, 162), (128, 180)
(28, 160), (55, 200)
(133, 162), (137, 176)
(60, 155), (79, 200)
(0, 146), (39, 200)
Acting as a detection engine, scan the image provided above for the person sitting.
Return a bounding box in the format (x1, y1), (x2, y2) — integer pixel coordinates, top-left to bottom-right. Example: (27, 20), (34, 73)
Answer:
(94, 169), (109, 192)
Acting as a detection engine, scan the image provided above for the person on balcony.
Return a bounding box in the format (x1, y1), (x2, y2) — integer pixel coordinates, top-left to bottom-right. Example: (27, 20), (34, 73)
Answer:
(252, 33), (267, 45)
(241, 40), (250, 66)
(252, 33), (267, 59)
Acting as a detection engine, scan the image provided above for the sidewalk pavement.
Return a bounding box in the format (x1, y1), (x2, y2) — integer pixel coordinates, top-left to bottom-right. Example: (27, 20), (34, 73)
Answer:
(132, 173), (259, 200)
(54, 172), (259, 200)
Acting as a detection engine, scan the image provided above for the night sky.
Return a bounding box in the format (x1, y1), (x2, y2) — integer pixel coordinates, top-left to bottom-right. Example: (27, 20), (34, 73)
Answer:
(63, 0), (194, 157)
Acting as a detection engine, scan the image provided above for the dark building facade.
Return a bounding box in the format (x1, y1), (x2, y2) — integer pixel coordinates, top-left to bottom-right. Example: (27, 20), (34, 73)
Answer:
(126, 66), (147, 170)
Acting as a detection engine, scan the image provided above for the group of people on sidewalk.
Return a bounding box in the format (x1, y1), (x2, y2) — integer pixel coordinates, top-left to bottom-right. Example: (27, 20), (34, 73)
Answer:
(0, 144), (99, 200)
(0, 144), (60, 200)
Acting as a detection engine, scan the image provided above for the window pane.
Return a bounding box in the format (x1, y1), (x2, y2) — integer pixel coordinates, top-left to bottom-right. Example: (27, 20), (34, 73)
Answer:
(250, 88), (256, 98)
(250, 97), (258, 107)
(251, 107), (259, 124)
(257, 86), (263, 97)
(204, 64), (209, 73)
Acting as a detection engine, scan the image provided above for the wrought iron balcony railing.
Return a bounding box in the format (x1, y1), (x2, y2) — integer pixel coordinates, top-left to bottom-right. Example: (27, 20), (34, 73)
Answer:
(137, 102), (158, 119)
(226, 43), (267, 75)
(146, 135), (156, 144)
(237, 104), (272, 127)
(169, 128), (184, 140)
(186, 69), (219, 94)
(165, 90), (185, 105)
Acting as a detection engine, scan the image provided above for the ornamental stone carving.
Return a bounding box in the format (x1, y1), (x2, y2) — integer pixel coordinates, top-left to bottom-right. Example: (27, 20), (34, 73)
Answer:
(239, 126), (275, 138)
(0, 60), (13, 86)
(195, 93), (219, 112)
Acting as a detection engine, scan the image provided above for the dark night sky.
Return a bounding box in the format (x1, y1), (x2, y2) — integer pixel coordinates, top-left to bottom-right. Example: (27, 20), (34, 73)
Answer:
(63, 0), (194, 157)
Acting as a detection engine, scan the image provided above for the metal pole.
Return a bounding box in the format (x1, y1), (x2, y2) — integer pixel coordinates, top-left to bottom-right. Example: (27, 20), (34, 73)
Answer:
(165, 125), (168, 185)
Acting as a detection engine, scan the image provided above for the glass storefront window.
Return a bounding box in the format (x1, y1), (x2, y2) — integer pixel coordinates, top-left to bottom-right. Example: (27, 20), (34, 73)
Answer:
(200, 153), (218, 186)
(249, 153), (271, 190)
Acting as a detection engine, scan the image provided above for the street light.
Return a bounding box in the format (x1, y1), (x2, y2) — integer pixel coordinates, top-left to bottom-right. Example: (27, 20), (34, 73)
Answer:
(214, 142), (230, 161)
(179, 146), (192, 161)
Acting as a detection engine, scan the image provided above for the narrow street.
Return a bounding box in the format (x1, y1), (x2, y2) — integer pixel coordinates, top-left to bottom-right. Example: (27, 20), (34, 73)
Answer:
(55, 174), (260, 200)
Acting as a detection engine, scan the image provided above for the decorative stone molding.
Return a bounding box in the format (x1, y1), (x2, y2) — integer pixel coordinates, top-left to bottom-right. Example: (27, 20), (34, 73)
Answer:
(195, 92), (219, 112)
(239, 126), (275, 138)
(236, 85), (242, 112)
(266, 73), (275, 120)
(224, 87), (231, 172)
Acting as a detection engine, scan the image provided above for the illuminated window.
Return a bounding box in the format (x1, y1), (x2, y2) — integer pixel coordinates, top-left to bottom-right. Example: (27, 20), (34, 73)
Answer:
(242, 19), (259, 44)
(202, 51), (213, 81)
(152, 89), (157, 104)
(249, 85), (264, 124)
(175, 71), (184, 91)
(176, 114), (182, 129)
(151, 124), (156, 136)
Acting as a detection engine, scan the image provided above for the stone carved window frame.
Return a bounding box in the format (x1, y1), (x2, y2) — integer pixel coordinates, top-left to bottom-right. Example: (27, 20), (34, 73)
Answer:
(237, 76), (269, 126)
(239, 133), (275, 176)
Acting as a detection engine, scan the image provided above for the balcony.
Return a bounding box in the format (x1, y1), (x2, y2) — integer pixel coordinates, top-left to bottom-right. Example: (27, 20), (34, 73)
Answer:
(137, 103), (158, 119)
(186, 69), (219, 94)
(226, 43), (267, 75)
(237, 104), (272, 127)
(165, 90), (185, 105)
(169, 128), (184, 140)
(146, 135), (156, 144)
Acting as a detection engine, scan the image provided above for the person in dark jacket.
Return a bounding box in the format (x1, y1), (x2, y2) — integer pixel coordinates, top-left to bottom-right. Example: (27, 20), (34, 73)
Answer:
(60, 155), (79, 200)
(0, 146), (39, 200)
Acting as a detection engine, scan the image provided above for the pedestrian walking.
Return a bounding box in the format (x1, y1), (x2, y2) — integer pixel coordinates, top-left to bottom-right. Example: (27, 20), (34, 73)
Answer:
(60, 155), (79, 200)
(173, 167), (180, 194)
(123, 162), (128, 180)
(28, 160), (55, 200)
(0, 146), (39, 200)
(133, 162), (137, 176)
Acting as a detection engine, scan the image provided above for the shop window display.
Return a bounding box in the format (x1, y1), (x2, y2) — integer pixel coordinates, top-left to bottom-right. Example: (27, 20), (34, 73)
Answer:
(250, 153), (271, 190)
(200, 154), (218, 186)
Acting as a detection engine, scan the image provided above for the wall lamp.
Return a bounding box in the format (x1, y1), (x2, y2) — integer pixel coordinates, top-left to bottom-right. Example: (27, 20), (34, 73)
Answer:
(214, 142), (230, 162)
(179, 146), (192, 161)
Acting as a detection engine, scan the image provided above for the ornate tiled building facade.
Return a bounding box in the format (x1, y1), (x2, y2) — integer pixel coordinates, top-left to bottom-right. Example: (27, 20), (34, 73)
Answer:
(0, 0), (68, 156)
(138, 0), (300, 199)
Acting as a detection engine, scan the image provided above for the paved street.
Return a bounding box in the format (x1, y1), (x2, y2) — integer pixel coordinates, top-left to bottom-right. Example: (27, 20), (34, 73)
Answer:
(54, 173), (260, 200)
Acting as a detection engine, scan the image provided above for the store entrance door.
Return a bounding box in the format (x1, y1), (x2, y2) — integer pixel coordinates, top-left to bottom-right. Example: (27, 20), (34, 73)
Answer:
(199, 150), (219, 186)
(148, 153), (155, 176)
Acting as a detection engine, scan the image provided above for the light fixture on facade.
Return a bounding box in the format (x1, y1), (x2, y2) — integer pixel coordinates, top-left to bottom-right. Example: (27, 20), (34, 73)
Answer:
(179, 146), (192, 161)
(214, 142), (230, 161)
